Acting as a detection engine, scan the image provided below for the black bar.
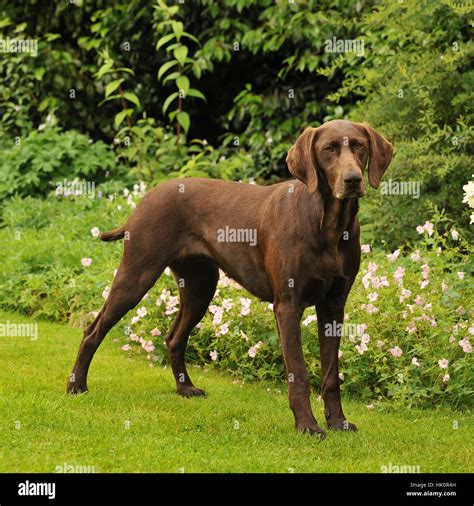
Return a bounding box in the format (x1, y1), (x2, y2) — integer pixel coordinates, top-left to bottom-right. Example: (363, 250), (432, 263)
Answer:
(0, 473), (471, 506)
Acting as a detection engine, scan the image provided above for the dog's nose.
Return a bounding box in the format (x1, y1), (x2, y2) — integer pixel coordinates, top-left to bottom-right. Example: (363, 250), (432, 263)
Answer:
(344, 173), (362, 186)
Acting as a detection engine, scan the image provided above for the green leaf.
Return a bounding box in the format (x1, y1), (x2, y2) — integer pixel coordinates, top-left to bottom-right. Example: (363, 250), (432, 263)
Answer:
(162, 92), (179, 115)
(182, 32), (200, 45)
(177, 111), (190, 133)
(176, 75), (190, 95)
(186, 88), (206, 101)
(114, 110), (128, 129)
(34, 67), (46, 81)
(156, 33), (175, 51)
(163, 71), (181, 84)
(173, 45), (188, 66)
(172, 21), (184, 41)
(158, 60), (178, 81)
(123, 92), (141, 108)
(105, 79), (124, 98)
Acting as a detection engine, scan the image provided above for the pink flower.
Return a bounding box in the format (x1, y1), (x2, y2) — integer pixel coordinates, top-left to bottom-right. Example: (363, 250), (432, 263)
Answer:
(129, 333), (139, 342)
(415, 295), (424, 306)
(411, 357), (420, 366)
(240, 297), (252, 316)
(361, 333), (370, 345)
(137, 306), (147, 318)
(441, 281), (448, 293)
(416, 221), (434, 236)
(443, 373), (450, 382)
(355, 343), (368, 355)
(399, 288), (411, 303)
(143, 340), (155, 352)
(419, 280), (429, 289)
(459, 338), (472, 353)
(387, 249), (400, 262)
(81, 258), (92, 267)
(406, 322), (417, 334)
(389, 346), (403, 357)
(248, 341), (264, 358)
(394, 267), (405, 284)
(421, 264), (430, 280)
(91, 227), (100, 237)
(151, 328), (161, 337)
(438, 358), (449, 369)
(362, 303), (379, 314)
(121, 344), (132, 351)
(368, 292), (378, 302)
(222, 298), (234, 311)
(457, 272), (465, 280)
(361, 244), (371, 253)
(302, 314), (317, 326)
(210, 350), (218, 361)
(368, 262), (378, 273)
(410, 250), (421, 262)
(131, 316), (139, 325)
(217, 323), (229, 336)
(102, 287), (110, 300)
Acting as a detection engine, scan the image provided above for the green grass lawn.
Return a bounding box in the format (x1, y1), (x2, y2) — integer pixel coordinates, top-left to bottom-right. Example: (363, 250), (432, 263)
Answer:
(0, 310), (472, 473)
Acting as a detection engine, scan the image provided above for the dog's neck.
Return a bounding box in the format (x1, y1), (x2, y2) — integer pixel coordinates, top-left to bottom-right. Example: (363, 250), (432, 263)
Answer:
(318, 190), (359, 247)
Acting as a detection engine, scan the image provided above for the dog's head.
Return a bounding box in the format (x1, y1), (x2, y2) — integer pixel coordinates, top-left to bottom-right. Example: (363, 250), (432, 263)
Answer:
(286, 120), (393, 199)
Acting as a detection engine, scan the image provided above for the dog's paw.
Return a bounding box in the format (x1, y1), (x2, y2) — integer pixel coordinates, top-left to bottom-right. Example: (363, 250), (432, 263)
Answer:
(327, 420), (358, 432)
(296, 422), (326, 440)
(66, 380), (88, 395)
(177, 385), (206, 398)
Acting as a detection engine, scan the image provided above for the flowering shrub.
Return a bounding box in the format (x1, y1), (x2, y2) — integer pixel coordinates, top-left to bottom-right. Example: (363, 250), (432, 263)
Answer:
(0, 192), (472, 409)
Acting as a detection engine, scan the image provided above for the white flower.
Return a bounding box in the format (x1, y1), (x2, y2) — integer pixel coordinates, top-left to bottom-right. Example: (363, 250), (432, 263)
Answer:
(451, 229), (459, 240)
(91, 227), (100, 237)
(387, 249), (400, 262)
(438, 358), (449, 369)
(248, 341), (264, 358)
(210, 350), (218, 361)
(411, 357), (420, 367)
(389, 346), (403, 357)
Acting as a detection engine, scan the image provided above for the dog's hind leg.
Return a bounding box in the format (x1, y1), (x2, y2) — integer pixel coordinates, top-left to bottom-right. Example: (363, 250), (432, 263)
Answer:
(166, 257), (218, 397)
(67, 260), (165, 394)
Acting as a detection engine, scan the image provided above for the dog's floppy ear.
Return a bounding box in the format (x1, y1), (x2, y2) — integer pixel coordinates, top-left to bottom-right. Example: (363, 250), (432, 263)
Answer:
(286, 127), (319, 193)
(361, 123), (393, 189)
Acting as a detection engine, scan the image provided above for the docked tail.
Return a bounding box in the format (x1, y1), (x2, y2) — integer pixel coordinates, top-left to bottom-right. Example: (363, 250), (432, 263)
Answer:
(100, 227), (125, 242)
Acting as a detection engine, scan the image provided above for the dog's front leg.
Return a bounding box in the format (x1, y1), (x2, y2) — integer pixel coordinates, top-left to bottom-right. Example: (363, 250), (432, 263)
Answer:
(316, 299), (357, 431)
(274, 302), (326, 438)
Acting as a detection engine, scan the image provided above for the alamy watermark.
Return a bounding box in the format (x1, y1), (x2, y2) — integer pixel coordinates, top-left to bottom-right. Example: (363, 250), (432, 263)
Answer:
(54, 179), (96, 199)
(217, 226), (257, 246)
(325, 321), (367, 338)
(0, 321), (38, 340)
(0, 37), (38, 57)
(381, 463), (421, 473)
(380, 179), (420, 199)
(324, 36), (365, 57)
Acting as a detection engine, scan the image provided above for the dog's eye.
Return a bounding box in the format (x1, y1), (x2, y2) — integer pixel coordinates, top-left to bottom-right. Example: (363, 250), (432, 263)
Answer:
(354, 143), (364, 150)
(324, 145), (335, 152)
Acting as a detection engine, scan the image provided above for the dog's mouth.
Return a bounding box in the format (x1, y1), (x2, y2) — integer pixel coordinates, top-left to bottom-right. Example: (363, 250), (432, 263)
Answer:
(335, 188), (365, 200)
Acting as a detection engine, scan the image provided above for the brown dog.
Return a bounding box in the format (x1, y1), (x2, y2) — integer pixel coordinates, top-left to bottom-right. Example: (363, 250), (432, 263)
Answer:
(67, 119), (393, 438)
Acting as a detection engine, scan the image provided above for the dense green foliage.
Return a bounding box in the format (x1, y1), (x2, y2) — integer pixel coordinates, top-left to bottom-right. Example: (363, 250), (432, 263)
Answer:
(1, 0), (472, 242)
